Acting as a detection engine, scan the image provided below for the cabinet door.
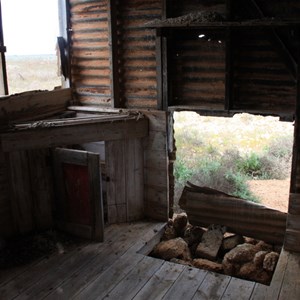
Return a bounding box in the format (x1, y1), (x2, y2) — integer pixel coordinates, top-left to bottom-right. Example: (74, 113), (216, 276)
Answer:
(53, 148), (104, 241)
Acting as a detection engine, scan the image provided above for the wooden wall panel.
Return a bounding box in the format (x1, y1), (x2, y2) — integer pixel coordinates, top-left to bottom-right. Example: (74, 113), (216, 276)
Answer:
(0, 151), (14, 237)
(28, 149), (54, 230)
(117, 0), (162, 109)
(105, 138), (144, 223)
(8, 151), (34, 234)
(69, 0), (111, 106)
(143, 111), (169, 221)
(6, 150), (55, 236)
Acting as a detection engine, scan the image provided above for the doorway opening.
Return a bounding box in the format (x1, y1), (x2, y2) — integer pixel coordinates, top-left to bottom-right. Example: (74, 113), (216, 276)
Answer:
(1, 0), (62, 94)
(173, 111), (294, 213)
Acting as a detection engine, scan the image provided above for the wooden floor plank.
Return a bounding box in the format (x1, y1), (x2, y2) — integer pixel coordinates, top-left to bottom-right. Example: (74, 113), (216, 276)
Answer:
(162, 267), (207, 300)
(222, 277), (255, 300)
(278, 251), (300, 300)
(101, 256), (164, 300)
(0, 241), (88, 300)
(3, 224), (127, 300)
(192, 272), (231, 300)
(45, 222), (165, 299)
(73, 250), (145, 300)
(250, 250), (290, 300)
(2, 222), (298, 300)
(0, 225), (117, 291)
(0, 257), (45, 288)
(133, 261), (186, 300)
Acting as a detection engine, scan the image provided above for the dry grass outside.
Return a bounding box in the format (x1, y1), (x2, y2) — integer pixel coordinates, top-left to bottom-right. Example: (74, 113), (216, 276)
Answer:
(6, 54), (61, 95)
(173, 112), (294, 211)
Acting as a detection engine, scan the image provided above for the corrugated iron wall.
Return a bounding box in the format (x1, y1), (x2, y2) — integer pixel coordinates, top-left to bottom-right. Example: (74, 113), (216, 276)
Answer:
(69, 0), (112, 106)
(68, 0), (299, 113)
(170, 29), (226, 109)
(68, 0), (161, 109)
(164, 1), (298, 114)
(117, 0), (161, 109)
(233, 31), (296, 114)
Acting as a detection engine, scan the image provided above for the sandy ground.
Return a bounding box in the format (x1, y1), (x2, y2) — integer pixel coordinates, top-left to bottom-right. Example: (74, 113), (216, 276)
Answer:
(248, 179), (290, 212)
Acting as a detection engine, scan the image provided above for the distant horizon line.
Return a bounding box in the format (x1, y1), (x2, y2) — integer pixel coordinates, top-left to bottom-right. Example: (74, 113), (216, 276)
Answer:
(6, 53), (56, 56)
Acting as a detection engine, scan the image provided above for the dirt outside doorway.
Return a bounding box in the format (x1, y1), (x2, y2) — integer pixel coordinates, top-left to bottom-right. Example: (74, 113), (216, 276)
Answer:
(248, 179), (290, 213)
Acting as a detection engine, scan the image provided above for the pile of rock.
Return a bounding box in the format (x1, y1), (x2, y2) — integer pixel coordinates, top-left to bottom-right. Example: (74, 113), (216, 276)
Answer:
(150, 213), (281, 285)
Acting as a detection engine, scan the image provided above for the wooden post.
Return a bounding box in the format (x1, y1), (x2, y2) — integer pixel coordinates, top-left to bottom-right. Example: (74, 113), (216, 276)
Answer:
(285, 27), (300, 252)
(156, 0), (171, 111)
(225, 0), (233, 110)
(108, 0), (122, 108)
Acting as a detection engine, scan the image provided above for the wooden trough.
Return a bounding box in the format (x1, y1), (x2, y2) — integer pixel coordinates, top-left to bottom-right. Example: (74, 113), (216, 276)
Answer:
(179, 182), (287, 245)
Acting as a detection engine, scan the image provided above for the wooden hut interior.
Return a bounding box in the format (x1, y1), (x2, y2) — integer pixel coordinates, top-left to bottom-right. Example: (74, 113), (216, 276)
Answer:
(0, 0), (300, 299)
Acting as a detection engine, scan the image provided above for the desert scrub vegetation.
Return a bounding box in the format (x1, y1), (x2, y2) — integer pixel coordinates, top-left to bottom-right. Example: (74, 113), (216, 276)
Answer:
(173, 112), (294, 209)
(6, 55), (61, 94)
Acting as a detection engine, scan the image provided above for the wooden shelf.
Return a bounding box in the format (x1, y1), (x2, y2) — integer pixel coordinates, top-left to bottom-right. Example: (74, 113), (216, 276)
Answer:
(144, 19), (300, 29)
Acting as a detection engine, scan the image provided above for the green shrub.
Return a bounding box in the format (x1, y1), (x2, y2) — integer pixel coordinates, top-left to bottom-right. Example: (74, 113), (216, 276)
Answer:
(174, 158), (194, 186)
(225, 171), (259, 202)
(259, 136), (293, 179)
(237, 152), (263, 178)
(190, 155), (259, 203)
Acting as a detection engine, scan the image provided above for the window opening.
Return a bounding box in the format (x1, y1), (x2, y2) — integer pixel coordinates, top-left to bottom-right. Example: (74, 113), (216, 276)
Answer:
(173, 111), (294, 213)
(1, 0), (62, 94)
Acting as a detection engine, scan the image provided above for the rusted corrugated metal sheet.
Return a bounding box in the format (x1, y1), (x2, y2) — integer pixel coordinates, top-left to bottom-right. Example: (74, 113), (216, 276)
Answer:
(170, 29), (226, 109)
(69, 0), (111, 106)
(117, 0), (162, 109)
(233, 31), (296, 113)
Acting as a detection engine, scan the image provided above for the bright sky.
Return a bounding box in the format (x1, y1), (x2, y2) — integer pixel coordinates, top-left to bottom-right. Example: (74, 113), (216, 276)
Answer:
(1, 0), (59, 55)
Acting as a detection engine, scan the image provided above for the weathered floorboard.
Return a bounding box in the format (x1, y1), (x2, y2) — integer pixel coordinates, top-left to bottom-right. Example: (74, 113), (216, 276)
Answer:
(278, 251), (300, 300)
(192, 272), (231, 300)
(1, 222), (300, 300)
(221, 277), (255, 300)
(162, 267), (207, 300)
(100, 256), (164, 300)
(45, 222), (165, 300)
(133, 261), (185, 300)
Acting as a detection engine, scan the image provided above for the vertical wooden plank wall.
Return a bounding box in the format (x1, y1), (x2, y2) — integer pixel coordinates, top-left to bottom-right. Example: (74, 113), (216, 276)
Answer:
(143, 111), (169, 221)
(0, 151), (14, 237)
(105, 138), (144, 223)
(27, 149), (53, 230)
(6, 150), (54, 235)
(105, 140), (127, 223)
(8, 151), (34, 234)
